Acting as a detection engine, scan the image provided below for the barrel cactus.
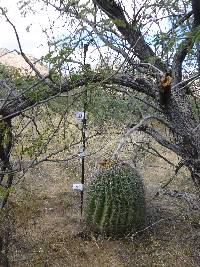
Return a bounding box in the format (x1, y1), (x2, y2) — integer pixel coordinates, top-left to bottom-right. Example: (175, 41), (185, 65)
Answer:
(84, 161), (146, 236)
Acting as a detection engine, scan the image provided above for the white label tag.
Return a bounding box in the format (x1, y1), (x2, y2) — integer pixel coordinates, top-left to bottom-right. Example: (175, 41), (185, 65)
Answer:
(80, 151), (86, 157)
(75, 112), (86, 121)
(79, 147), (86, 158)
(72, 183), (84, 191)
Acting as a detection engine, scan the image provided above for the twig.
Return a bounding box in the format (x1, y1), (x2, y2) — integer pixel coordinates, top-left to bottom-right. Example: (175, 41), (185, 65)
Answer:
(148, 145), (176, 167)
(160, 160), (186, 188)
(130, 213), (180, 239)
(158, 188), (199, 210)
(112, 115), (171, 159)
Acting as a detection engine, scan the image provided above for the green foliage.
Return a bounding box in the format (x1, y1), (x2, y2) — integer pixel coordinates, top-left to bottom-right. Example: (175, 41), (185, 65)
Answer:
(0, 63), (50, 101)
(191, 26), (200, 43)
(42, 46), (74, 69)
(47, 82), (144, 127)
(0, 185), (14, 199)
(112, 19), (126, 28)
(24, 82), (52, 102)
(84, 161), (146, 236)
(69, 72), (82, 85)
(87, 86), (144, 127)
(0, 63), (25, 87)
(0, 121), (11, 147)
(0, 64), (15, 85)
(23, 130), (49, 158)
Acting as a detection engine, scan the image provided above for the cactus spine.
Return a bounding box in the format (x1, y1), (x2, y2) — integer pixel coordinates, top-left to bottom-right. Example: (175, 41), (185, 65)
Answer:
(84, 161), (146, 236)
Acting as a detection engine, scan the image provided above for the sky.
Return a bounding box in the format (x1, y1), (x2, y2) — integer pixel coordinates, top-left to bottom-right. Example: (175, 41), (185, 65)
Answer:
(0, 0), (137, 57)
(0, 0), (112, 65)
(0, 0), (126, 70)
(0, 0), (54, 57)
(0, 0), (165, 65)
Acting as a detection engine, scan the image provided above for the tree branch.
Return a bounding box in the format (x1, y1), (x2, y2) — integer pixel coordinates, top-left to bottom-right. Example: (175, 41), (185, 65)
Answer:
(93, 0), (167, 72)
(138, 124), (182, 155)
(158, 188), (199, 210)
(48, 0), (167, 73)
(172, 37), (193, 84)
(172, 0), (200, 83)
(0, 72), (156, 119)
(167, 11), (193, 35)
(112, 115), (174, 159)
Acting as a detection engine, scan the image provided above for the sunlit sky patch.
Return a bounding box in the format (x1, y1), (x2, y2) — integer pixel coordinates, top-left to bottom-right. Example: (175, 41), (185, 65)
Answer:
(0, 0), (174, 66)
(0, 0), (55, 56)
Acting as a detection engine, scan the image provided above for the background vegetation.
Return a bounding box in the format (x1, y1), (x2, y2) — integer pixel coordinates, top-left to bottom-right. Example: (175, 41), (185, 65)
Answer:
(0, 0), (199, 266)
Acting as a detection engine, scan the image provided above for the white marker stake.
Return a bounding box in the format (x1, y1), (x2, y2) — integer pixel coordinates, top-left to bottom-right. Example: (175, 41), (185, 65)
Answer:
(73, 183), (84, 191)
(75, 112), (87, 121)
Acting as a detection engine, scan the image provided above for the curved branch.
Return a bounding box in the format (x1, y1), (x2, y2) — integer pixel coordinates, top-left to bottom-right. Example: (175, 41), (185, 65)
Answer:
(192, 0), (200, 26)
(167, 11), (193, 35)
(93, 0), (167, 72)
(0, 72), (155, 119)
(109, 75), (156, 97)
(172, 37), (193, 84)
(172, 0), (200, 84)
(137, 124), (182, 155)
(112, 115), (171, 158)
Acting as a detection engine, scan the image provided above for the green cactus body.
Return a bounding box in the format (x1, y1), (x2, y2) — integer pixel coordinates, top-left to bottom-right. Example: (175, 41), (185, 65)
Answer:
(84, 162), (146, 236)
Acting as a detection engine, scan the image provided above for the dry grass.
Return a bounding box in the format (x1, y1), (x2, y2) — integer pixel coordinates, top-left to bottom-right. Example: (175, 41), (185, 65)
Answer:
(2, 124), (200, 267)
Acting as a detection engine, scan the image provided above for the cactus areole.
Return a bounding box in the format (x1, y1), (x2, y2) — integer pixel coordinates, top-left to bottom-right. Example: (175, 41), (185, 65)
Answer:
(84, 161), (146, 236)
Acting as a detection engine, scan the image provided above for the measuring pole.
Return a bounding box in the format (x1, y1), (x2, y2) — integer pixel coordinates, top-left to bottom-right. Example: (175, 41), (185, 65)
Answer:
(80, 43), (89, 217)
(80, 112), (86, 217)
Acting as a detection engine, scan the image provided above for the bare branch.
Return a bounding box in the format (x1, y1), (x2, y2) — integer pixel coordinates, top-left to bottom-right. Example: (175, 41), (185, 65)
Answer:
(172, 37), (193, 84)
(138, 125), (182, 155)
(172, 73), (200, 92)
(172, 0), (200, 83)
(147, 145), (176, 167)
(0, 72), (156, 120)
(158, 188), (199, 210)
(112, 115), (171, 159)
(167, 11), (193, 35)
(93, 0), (167, 72)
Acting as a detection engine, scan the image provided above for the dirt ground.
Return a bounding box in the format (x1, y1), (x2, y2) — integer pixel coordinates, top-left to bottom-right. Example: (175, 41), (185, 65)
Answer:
(2, 140), (200, 267)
